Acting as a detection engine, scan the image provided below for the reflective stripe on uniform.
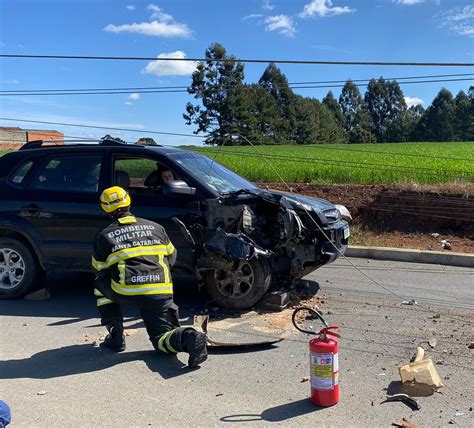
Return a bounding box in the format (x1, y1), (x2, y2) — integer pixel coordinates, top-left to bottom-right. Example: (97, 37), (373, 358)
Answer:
(165, 330), (177, 353)
(118, 216), (137, 224)
(157, 329), (177, 353)
(106, 244), (174, 267)
(118, 260), (126, 285)
(158, 254), (170, 284)
(94, 288), (104, 297)
(97, 297), (114, 307)
(111, 280), (173, 296)
(92, 256), (107, 271)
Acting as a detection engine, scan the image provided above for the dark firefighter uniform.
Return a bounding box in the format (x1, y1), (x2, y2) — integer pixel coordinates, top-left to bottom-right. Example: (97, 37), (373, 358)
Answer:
(92, 186), (207, 366)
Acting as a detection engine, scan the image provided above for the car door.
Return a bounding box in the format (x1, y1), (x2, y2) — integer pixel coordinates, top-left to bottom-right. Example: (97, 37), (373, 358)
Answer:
(110, 154), (199, 271)
(16, 152), (109, 270)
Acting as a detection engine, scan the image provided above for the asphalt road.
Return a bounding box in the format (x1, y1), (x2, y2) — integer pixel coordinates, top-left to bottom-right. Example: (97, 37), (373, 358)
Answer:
(1, 258), (473, 427)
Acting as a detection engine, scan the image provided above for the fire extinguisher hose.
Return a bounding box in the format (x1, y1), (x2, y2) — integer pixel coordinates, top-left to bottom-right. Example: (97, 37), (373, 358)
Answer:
(292, 306), (329, 334)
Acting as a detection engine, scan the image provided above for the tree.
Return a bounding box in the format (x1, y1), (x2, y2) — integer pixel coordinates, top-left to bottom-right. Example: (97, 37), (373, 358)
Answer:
(364, 78), (406, 142)
(386, 104), (425, 142)
(258, 63), (295, 143)
(101, 134), (126, 144)
(323, 91), (345, 126)
(137, 137), (157, 145)
(227, 84), (281, 144)
(291, 97), (347, 145)
(339, 81), (375, 144)
(415, 88), (456, 141)
(183, 43), (245, 145)
(454, 90), (474, 141)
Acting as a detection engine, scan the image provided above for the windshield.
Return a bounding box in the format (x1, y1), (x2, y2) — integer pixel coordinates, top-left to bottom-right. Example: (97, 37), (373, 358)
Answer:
(170, 152), (258, 194)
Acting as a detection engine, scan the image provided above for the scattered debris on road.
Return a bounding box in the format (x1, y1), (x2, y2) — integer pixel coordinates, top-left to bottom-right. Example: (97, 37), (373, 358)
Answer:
(440, 240), (452, 250)
(392, 417), (419, 428)
(401, 299), (417, 306)
(429, 338), (438, 349)
(36, 391), (47, 396)
(193, 315), (283, 350)
(468, 342), (474, 349)
(399, 347), (444, 391)
(382, 394), (421, 411)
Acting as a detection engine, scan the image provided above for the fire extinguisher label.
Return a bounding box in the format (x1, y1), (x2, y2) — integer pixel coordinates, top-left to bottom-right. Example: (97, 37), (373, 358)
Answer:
(310, 353), (336, 390)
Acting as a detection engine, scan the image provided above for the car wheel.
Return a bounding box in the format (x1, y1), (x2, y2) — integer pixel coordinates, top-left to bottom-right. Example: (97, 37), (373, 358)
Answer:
(0, 238), (40, 299)
(204, 258), (271, 309)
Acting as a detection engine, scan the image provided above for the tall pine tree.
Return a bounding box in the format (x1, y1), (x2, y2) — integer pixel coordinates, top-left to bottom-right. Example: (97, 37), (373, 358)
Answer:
(454, 90), (474, 141)
(258, 63), (295, 143)
(339, 81), (375, 144)
(415, 89), (456, 141)
(183, 43), (245, 145)
(364, 78), (406, 142)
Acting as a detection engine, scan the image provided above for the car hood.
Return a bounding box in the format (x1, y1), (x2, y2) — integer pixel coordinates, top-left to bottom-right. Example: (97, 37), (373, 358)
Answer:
(227, 188), (339, 225)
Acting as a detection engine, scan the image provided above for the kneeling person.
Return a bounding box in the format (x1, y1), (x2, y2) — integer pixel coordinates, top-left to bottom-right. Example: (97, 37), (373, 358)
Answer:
(92, 186), (207, 367)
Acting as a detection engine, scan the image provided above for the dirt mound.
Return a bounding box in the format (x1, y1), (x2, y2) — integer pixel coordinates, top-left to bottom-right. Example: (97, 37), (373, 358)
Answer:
(260, 183), (474, 253)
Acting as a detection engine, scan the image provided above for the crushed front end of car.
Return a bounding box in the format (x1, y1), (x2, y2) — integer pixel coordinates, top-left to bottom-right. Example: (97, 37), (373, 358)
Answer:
(175, 188), (350, 309)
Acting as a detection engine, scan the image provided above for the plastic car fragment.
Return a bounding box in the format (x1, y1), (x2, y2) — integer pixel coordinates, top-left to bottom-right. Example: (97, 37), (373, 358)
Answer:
(193, 315), (283, 350)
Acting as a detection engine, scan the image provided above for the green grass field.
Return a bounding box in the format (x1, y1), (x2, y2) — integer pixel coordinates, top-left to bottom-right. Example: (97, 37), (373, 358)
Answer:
(2, 142), (473, 184)
(190, 142), (474, 185)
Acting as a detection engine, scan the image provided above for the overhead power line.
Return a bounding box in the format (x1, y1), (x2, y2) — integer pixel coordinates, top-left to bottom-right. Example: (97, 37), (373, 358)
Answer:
(1, 73), (472, 93)
(0, 117), (204, 138)
(2, 77), (472, 97)
(1, 53), (473, 67)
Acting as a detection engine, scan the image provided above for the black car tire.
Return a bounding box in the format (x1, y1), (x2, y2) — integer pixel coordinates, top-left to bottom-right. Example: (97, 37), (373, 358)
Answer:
(204, 257), (271, 309)
(0, 238), (40, 299)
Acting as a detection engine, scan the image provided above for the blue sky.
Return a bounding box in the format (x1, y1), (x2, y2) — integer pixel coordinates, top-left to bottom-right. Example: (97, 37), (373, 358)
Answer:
(1, 0), (473, 145)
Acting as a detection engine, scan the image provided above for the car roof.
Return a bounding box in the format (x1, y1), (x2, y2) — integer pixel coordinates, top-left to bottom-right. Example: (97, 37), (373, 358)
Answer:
(9, 142), (188, 157)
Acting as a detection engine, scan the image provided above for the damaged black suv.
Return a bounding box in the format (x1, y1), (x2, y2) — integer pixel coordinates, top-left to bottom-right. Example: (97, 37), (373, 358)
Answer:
(0, 140), (350, 308)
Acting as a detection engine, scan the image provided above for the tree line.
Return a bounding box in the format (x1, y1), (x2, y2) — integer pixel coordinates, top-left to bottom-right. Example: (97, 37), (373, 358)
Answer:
(184, 43), (474, 145)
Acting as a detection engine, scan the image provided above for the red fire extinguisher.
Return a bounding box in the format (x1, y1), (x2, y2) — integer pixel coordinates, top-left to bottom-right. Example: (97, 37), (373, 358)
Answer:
(292, 307), (341, 407)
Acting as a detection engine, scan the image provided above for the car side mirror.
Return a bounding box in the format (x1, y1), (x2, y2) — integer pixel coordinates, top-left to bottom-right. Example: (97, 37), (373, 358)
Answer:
(162, 180), (196, 195)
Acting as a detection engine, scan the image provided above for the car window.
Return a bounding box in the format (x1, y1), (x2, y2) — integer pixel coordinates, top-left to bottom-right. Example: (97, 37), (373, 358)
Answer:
(31, 154), (103, 193)
(10, 160), (34, 185)
(113, 157), (182, 190)
(171, 152), (257, 194)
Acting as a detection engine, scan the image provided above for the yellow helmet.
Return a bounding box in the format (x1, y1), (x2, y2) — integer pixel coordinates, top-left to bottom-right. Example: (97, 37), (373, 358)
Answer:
(100, 186), (131, 213)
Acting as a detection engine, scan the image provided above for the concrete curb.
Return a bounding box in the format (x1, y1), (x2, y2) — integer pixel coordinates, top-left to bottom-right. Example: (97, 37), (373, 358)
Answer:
(345, 246), (474, 268)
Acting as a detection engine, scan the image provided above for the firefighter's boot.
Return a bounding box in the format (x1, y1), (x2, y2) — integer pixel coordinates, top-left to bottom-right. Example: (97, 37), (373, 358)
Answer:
(183, 328), (207, 367)
(101, 321), (126, 352)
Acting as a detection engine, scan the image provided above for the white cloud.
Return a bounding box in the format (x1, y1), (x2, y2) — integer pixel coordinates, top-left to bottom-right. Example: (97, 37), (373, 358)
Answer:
(395, 0), (424, 5)
(142, 51), (197, 76)
(125, 101), (134, 106)
(104, 20), (191, 38)
(262, 0), (274, 11)
(126, 5), (135, 11)
(105, 4), (191, 38)
(147, 3), (173, 22)
(439, 6), (474, 38)
(443, 5), (474, 22)
(243, 13), (263, 21)
(405, 96), (424, 107)
(2, 79), (19, 84)
(300, 0), (354, 18)
(265, 15), (296, 37)
(127, 93), (140, 100)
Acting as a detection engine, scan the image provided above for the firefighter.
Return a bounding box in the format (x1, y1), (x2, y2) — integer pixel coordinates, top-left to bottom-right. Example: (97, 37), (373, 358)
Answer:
(92, 186), (207, 367)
